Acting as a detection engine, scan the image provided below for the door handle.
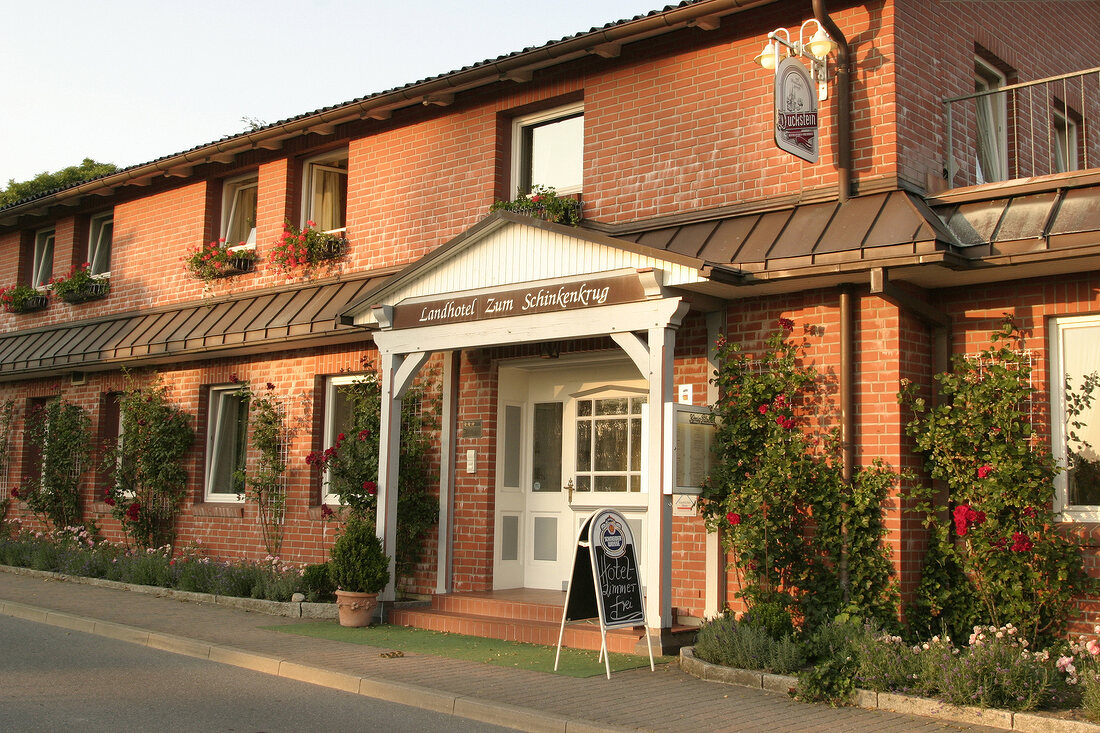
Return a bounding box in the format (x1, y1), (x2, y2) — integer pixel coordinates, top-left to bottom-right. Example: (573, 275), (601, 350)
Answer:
(565, 478), (574, 503)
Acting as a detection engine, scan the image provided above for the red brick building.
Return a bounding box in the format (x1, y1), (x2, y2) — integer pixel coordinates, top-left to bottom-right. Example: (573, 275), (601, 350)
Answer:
(2, 0), (1100, 649)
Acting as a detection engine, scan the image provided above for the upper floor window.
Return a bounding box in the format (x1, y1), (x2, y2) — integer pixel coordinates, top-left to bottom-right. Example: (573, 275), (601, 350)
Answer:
(88, 213), (114, 276)
(32, 228), (55, 288)
(205, 384), (249, 501)
(511, 103), (583, 197)
(1053, 107), (1080, 173)
(1051, 314), (1100, 519)
(222, 175), (258, 247)
(975, 57), (1007, 184)
(303, 152), (348, 234)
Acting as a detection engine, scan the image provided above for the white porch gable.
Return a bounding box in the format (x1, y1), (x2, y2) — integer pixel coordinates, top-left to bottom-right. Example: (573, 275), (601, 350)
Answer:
(342, 211), (711, 327)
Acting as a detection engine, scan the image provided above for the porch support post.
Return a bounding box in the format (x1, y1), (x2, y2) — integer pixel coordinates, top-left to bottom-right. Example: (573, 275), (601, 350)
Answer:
(646, 324), (676, 630)
(704, 309), (726, 618)
(376, 350), (403, 603)
(375, 348), (430, 602)
(436, 350), (459, 594)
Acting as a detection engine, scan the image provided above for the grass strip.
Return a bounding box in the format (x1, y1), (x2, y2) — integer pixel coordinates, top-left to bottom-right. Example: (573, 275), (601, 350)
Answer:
(262, 621), (670, 678)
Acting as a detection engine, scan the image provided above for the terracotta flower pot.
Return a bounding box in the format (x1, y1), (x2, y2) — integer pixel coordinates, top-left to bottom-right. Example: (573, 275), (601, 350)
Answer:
(335, 589), (379, 627)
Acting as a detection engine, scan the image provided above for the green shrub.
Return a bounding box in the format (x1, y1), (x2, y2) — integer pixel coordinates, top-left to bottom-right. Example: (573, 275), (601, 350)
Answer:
(694, 614), (803, 675)
(330, 516), (389, 593)
(301, 563), (336, 602)
(740, 597), (795, 640)
(796, 617), (864, 704)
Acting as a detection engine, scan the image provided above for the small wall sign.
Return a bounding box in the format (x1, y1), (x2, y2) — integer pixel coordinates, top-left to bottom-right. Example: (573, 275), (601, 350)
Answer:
(774, 57), (819, 164)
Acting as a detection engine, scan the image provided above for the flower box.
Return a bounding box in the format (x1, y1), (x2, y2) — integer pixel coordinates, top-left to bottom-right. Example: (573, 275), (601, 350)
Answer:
(59, 280), (110, 304)
(17, 295), (49, 313)
(221, 256), (257, 277)
(1, 284), (49, 314)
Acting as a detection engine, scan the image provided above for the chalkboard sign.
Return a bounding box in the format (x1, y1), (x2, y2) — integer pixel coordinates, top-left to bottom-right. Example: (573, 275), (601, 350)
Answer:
(557, 508), (652, 677)
(589, 510), (645, 628)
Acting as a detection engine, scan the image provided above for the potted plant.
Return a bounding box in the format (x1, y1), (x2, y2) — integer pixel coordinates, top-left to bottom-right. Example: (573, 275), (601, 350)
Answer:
(329, 515), (390, 627)
(0, 284), (49, 313)
(268, 220), (348, 278)
(183, 239), (258, 282)
(489, 184), (583, 225)
(51, 263), (110, 304)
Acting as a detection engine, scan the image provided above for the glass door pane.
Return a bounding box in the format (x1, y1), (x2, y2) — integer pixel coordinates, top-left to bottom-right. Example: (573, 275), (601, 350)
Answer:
(531, 402), (562, 492)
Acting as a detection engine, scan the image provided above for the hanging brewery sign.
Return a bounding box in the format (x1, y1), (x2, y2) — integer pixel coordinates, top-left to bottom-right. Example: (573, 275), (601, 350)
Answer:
(774, 57), (819, 164)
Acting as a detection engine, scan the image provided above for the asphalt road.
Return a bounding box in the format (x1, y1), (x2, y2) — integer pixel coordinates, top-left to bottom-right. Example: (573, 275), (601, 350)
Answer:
(0, 614), (518, 732)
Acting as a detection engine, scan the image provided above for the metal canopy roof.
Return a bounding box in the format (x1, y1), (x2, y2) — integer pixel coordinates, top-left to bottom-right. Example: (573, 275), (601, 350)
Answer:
(0, 275), (385, 381)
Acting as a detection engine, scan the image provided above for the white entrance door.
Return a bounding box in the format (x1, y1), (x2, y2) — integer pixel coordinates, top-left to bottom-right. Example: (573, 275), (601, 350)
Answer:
(494, 359), (648, 591)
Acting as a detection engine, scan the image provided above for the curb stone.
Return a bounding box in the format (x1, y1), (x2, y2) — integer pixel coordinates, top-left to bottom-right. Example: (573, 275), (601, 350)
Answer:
(680, 646), (1100, 733)
(0, 565), (337, 619)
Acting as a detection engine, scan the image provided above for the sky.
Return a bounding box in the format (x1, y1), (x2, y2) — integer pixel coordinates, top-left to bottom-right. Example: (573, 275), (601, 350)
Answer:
(1, 0), (660, 185)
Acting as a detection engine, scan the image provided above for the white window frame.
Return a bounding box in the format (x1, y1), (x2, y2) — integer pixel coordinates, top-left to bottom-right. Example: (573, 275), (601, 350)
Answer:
(322, 374), (367, 505)
(301, 150), (348, 235)
(221, 174), (259, 249)
(570, 387), (648, 502)
(510, 102), (584, 198)
(1051, 314), (1100, 520)
(88, 212), (114, 277)
(32, 227), (55, 288)
(204, 384), (249, 502)
(975, 57), (1007, 184)
(1054, 108), (1079, 173)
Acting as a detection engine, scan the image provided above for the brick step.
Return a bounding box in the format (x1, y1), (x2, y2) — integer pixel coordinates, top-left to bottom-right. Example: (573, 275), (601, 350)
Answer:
(429, 591), (565, 623)
(388, 606), (647, 654)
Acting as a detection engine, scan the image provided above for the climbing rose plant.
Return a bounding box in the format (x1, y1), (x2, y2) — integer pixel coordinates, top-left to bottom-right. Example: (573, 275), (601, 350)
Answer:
(103, 374), (194, 549)
(900, 318), (1095, 647)
(702, 320), (899, 632)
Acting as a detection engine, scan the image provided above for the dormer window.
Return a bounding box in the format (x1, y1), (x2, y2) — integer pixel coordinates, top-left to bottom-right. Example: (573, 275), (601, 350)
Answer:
(303, 152), (348, 234)
(32, 228), (55, 288)
(511, 103), (583, 197)
(222, 175), (258, 247)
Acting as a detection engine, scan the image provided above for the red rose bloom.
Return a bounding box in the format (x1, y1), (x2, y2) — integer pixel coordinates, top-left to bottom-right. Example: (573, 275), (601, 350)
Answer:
(778, 318), (794, 332)
(726, 512), (742, 526)
(977, 464), (994, 478)
(758, 404), (768, 414)
(363, 480), (378, 496)
(321, 504), (334, 518)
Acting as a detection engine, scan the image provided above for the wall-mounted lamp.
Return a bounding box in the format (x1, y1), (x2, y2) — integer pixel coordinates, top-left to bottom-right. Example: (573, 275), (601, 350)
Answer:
(752, 19), (837, 100)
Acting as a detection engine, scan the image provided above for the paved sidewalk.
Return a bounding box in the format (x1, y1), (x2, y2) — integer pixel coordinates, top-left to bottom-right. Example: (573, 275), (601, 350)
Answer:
(0, 569), (1006, 733)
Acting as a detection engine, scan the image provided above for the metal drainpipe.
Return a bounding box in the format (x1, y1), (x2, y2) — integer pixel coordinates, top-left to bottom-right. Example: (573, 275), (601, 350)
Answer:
(813, 0), (851, 202)
(838, 285), (854, 602)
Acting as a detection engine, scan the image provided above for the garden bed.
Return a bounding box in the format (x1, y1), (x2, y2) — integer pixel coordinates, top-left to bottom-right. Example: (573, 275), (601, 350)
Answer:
(680, 646), (1100, 733)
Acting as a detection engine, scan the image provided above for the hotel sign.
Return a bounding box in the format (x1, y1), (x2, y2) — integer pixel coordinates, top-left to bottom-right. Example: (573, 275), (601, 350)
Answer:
(774, 57), (819, 164)
(391, 273), (647, 329)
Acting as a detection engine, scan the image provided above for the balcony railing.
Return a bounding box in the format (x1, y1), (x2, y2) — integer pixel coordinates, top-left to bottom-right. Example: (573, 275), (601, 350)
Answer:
(944, 67), (1100, 187)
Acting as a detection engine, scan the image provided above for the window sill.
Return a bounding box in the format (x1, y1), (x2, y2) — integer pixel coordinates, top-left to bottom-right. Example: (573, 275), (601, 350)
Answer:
(193, 503), (245, 518)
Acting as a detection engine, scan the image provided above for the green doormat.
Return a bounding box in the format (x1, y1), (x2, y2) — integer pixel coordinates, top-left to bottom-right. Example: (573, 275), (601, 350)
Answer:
(262, 622), (670, 678)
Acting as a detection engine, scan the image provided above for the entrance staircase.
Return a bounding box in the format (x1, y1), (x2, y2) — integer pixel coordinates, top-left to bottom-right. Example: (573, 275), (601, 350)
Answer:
(387, 588), (695, 655)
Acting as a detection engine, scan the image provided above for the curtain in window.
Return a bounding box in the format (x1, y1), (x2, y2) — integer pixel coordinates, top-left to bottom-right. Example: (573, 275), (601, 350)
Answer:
(226, 184), (258, 245)
(33, 232), (54, 287)
(208, 391), (247, 495)
(311, 168), (347, 232)
(90, 219), (113, 275)
(1065, 326), (1100, 506)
